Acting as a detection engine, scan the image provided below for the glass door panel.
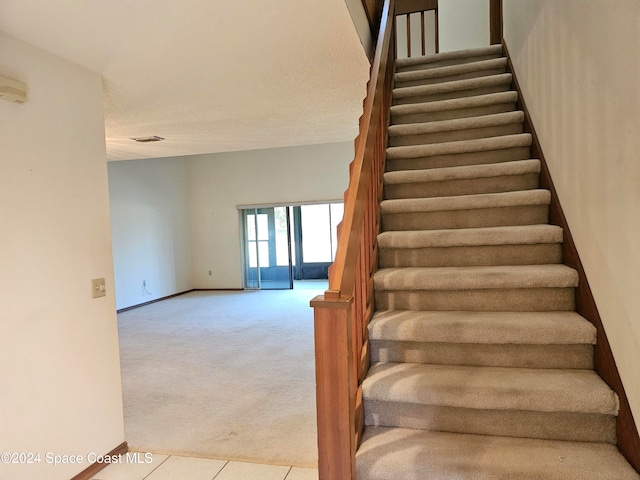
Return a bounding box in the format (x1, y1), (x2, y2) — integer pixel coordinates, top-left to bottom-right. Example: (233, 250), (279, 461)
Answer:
(301, 204), (332, 263)
(242, 207), (293, 290)
(242, 203), (342, 285)
(330, 203), (344, 262)
(297, 203), (343, 279)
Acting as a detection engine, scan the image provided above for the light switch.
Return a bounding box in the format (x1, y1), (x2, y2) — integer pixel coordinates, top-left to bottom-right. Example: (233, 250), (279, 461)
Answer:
(92, 278), (106, 298)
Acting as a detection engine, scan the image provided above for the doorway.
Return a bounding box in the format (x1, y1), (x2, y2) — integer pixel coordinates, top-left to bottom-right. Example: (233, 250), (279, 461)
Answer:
(240, 202), (343, 289)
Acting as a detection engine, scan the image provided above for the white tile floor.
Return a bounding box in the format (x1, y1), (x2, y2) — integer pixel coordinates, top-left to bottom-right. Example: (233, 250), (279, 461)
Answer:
(90, 453), (318, 480)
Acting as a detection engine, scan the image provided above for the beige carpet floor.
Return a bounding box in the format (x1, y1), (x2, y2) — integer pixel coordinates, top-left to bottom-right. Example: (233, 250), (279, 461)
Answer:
(118, 282), (326, 468)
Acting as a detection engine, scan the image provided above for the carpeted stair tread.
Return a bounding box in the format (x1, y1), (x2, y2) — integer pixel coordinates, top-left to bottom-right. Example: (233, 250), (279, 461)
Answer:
(369, 311), (596, 345)
(374, 264), (578, 291)
(386, 133), (531, 160)
(378, 224), (560, 249)
(381, 189), (550, 214)
(363, 362), (618, 415)
(388, 111), (524, 138)
(395, 57), (508, 84)
(378, 224), (561, 249)
(383, 158), (539, 185)
(355, 43), (639, 478)
(393, 73), (513, 101)
(396, 44), (504, 70)
(363, 402), (615, 443)
(356, 427), (640, 480)
(391, 91), (518, 118)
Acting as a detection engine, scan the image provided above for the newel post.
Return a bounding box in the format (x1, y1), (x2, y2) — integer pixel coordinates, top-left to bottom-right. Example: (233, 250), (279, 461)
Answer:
(311, 294), (356, 480)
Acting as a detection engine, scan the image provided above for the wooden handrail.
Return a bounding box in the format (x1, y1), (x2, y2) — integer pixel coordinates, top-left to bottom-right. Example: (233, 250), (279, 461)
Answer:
(395, 0), (437, 15)
(324, 0), (395, 302)
(396, 0), (439, 58)
(311, 1), (395, 479)
(312, 0), (441, 478)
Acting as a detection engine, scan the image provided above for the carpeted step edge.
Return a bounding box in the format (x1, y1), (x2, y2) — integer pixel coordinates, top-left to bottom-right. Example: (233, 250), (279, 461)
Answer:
(383, 158), (539, 185)
(356, 427), (640, 480)
(373, 264), (579, 290)
(377, 224), (561, 248)
(396, 44), (504, 69)
(363, 362), (618, 415)
(388, 111), (524, 137)
(368, 310), (596, 345)
(364, 401), (615, 444)
(395, 57), (508, 83)
(391, 91), (518, 117)
(393, 73), (513, 99)
(386, 133), (532, 160)
(380, 189), (550, 214)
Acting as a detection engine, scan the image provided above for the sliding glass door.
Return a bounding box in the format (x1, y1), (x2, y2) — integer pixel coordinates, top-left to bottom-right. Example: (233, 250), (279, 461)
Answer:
(242, 207), (293, 289)
(240, 202), (343, 289)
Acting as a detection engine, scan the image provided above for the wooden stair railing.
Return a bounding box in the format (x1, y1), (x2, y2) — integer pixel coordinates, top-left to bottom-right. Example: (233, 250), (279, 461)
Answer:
(396, 0), (439, 56)
(311, 1), (438, 476)
(309, 0), (399, 478)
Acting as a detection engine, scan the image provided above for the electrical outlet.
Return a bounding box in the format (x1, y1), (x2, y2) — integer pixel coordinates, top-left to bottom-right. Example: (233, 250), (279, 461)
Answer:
(92, 278), (106, 298)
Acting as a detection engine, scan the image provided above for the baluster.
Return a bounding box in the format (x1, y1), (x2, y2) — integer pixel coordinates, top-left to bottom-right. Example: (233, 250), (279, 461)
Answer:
(406, 14), (411, 57)
(435, 8), (439, 53)
(421, 11), (426, 56)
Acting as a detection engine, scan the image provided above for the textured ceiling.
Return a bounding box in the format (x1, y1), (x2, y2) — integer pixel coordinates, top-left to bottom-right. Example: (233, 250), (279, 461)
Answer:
(0, 0), (370, 160)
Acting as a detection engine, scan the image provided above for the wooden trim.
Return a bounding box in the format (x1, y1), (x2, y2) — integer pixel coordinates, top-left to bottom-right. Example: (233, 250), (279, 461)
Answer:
(434, 7), (439, 53)
(193, 288), (245, 292)
(503, 40), (640, 473)
(395, 0), (439, 57)
(490, 0), (503, 45)
(406, 14), (411, 57)
(70, 442), (128, 480)
(117, 288), (248, 313)
(395, 0), (437, 15)
(420, 11), (426, 56)
(116, 290), (195, 313)
(361, 0), (376, 26)
(311, 296), (356, 480)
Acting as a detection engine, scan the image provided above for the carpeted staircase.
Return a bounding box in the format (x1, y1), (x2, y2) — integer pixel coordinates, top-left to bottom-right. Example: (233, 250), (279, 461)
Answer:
(356, 45), (640, 479)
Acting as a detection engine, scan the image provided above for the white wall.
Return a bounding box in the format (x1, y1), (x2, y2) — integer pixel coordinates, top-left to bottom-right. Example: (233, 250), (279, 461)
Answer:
(108, 157), (192, 310)
(187, 142), (354, 288)
(504, 0), (640, 423)
(438, 0), (490, 52)
(0, 33), (124, 479)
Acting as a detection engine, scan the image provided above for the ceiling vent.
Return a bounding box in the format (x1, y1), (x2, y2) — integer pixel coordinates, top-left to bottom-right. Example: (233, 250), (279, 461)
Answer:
(131, 135), (165, 143)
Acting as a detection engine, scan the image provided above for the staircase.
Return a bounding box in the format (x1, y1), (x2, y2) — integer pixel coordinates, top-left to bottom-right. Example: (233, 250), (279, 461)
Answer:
(355, 45), (640, 479)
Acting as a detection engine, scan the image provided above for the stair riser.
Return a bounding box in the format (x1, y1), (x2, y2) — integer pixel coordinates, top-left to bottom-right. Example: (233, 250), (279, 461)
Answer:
(384, 173), (539, 199)
(364, 401), (616, 444)
(371, 341), (593, 369)
(357, 427), (640, 480)
(386, 146), (531, 171)
(396, 53), (504, 73)
(379, 243), (562, 268)
(394, 84), (511, 105)
(395, 68), (507, 88)
(392, 102), (517, 125)
(389, 123), (523, 147)
(374, 288), (576, 312)
(382, 205), (549, 231)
